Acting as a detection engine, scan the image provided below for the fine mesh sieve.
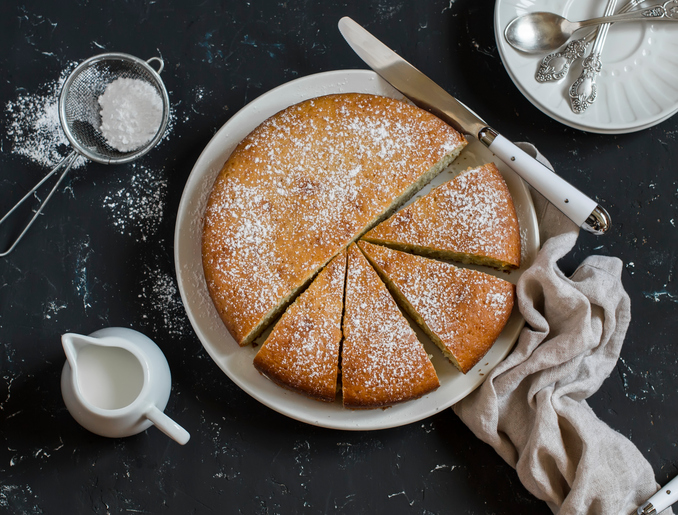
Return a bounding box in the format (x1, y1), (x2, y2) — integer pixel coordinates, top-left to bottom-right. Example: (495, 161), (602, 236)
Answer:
(60, 53), (170, 164)
(1, 53), (170, 256)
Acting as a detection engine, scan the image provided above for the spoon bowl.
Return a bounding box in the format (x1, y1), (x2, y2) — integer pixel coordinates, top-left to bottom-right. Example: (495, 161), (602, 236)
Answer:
(505, 1), (678, 54)
(505, 12), (573, 54)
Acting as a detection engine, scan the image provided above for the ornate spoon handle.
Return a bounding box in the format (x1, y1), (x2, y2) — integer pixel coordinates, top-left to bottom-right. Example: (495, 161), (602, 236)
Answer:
(536, 0), (645, 83)
(536, 38), (588, 82)
(580, 0), (678, 25)
(569, 0), (618, 113)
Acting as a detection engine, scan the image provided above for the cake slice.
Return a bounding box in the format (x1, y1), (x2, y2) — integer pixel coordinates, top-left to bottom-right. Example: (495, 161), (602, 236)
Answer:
(202, 93), (467, 346)
(341, 244), (439, 409)
(253, 250), (346, 402)
(359, 241), (514, 374)
(362, 162), (521, 271)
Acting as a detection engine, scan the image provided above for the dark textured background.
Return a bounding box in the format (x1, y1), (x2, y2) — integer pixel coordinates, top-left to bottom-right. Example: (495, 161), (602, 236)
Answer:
(0, 1), (676, 513)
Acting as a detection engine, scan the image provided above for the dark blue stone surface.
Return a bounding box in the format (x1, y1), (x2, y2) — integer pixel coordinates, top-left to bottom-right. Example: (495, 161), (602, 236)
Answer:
(0, 1), (676, 513)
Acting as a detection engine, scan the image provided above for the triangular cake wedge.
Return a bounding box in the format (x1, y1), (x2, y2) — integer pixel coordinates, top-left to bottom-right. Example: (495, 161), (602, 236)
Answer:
(202, 93), (467, 345)
(362, 162), (520, 271)
(341, 244), (439, 409)
(253, 250), (346, 402)
(358, 241), (515, 374)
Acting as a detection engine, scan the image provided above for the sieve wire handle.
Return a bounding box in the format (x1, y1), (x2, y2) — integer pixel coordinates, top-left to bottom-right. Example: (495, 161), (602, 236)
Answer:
(0, 150), (79, 257)
(146, 57), (164, 75)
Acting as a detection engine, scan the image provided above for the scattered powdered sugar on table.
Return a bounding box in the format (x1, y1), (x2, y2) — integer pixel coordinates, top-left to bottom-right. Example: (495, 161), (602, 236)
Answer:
(4, 63), (86, 169)
(43, 299), (68, 321)
(98, 77), (163, 152)
(102, 162), (167, 241)
(3, 58), (187, 340)
(138, 264), (191, 337)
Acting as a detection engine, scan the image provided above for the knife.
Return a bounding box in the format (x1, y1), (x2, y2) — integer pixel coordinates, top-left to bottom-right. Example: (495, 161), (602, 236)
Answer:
(338, 17), (611, 235)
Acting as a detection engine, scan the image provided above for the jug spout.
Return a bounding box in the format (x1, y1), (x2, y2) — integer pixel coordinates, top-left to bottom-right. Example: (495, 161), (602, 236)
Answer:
(61, 333), (102, 368)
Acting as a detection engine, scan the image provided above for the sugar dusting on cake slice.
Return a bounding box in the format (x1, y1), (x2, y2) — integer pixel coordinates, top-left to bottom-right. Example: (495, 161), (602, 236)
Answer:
(253, 250), (346, 402)
(358, 241), (515, 374)
(362, 162), (521, 271)
(341, 244), (439, 409)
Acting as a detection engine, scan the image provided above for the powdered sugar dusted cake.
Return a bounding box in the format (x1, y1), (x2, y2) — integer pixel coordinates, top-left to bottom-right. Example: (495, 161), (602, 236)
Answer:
(363, 162), (520, 271)
(253, 250), (346, 402)
(202, 93), (467, 345)
(359, 241), (514, 374)
(341, 244), (440, 409)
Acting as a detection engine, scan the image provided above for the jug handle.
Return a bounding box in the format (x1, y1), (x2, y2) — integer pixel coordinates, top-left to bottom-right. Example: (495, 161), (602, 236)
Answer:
(145, 405), (190, 445)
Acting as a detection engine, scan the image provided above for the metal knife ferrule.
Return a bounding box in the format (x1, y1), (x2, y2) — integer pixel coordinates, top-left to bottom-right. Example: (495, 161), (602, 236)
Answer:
(637, 502), (656, 515)
(582, 205), (611, 235)
(478, 127), (498, 147)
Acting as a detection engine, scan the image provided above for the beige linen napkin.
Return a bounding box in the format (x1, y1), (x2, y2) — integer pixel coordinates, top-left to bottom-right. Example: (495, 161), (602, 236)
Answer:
(454, 144), (670, 515)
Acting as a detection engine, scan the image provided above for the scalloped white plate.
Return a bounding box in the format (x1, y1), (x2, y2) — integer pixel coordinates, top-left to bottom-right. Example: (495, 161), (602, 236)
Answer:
(495, 0), (678, 133)
(174, 69), (539, 430)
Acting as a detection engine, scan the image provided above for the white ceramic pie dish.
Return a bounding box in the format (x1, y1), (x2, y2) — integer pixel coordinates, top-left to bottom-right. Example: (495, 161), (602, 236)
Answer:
(174, 69), (539, 430)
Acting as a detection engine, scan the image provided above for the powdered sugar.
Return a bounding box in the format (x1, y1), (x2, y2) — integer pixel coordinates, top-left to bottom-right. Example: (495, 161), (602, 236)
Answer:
(4, 62), (175, 169)
(341, 245), (438, 407)
(138, 265), (191, 338)
(359, 241), (514, 373)
(101, 163), (167, 241)
(4, 63), (86, 169)
(3, 64), (187, 341)
(98, 77), (163, 152)
(202, 93), (466, 344)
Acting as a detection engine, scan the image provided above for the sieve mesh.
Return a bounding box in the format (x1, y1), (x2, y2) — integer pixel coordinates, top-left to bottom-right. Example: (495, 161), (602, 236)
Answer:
(60, 54), (169, 164)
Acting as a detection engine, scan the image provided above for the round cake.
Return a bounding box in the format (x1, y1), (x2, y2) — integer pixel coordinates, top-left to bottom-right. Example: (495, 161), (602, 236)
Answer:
(201, 92), (520, 410)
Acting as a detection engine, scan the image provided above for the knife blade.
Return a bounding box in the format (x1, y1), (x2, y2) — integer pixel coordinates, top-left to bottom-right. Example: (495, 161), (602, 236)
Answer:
(338, 16), (610, 235)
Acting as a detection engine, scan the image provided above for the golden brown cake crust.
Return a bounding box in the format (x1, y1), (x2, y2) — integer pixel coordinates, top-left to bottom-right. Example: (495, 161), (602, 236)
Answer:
(253, 250), (346, 402)
(341, 244), (439, 409)
(363, 162), (521, 270)
(358, 241), (515, 374)
(202, 93), (466, 345)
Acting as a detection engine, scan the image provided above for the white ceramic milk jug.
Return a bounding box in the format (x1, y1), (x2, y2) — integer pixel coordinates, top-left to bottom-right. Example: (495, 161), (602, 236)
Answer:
(60, 327), (190, 445)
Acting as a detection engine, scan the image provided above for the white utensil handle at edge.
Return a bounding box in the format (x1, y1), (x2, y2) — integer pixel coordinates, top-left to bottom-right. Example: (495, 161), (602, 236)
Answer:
(145, 405), (190, 445)
(487, 133), (597, 228)
(637, 474), (678, 514)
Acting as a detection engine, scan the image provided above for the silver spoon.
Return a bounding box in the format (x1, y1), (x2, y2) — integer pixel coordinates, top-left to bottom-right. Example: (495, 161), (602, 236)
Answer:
(505, 0), (678, 54)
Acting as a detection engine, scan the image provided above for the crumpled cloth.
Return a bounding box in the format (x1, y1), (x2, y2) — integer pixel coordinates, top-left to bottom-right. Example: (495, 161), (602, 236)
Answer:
(454, 144), (670, 515)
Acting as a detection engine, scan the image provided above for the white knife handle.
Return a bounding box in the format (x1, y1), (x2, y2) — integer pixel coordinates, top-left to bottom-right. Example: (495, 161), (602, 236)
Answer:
(637, 474), (678, 514)
(483, 130), (610, 234)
